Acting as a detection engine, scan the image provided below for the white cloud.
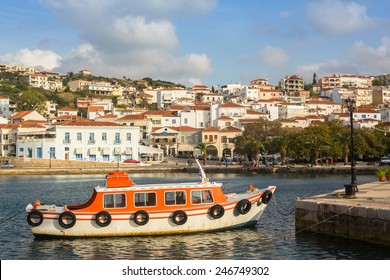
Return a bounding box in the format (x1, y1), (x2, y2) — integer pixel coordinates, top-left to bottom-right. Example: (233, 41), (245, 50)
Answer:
(348, 37), (390, 74)
(37, 0), (216, 85)
(306, 0), (375, 35)
(0, 48), (62, 70)
(258, 46), (289, 69)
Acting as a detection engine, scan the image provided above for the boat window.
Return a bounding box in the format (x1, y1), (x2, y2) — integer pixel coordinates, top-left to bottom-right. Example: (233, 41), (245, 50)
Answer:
(134, 192), (157, 207)
(165, 191), (186, 206)
(191, 190), (214, 204)
(103, 193), (126, 208)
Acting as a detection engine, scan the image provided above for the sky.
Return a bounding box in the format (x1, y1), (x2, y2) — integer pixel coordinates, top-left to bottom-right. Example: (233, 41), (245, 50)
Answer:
(1, 0), (390, 88)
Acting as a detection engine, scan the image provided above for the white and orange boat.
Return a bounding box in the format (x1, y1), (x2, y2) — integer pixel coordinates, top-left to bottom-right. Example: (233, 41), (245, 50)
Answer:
(26, 160), (276, 238)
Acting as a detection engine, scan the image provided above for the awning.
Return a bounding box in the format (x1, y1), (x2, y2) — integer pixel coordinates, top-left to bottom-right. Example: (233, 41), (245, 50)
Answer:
(75, 148), (83, 154)
(89, 147), (97, 155)
(114, 147), (121, 154)
(102, 148), (110, 155)
(125, 147), (132, 155)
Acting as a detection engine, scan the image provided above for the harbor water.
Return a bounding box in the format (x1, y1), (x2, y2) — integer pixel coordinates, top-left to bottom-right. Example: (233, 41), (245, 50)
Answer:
(0, 172), (389, 260)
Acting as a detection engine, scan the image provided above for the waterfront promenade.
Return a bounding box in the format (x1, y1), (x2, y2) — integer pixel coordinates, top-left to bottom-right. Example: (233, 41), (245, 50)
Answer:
(295, 180), (390, 246)
(0, 157), (380, 175)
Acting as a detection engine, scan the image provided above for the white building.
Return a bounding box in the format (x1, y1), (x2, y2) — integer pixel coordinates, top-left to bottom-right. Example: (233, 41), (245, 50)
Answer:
(16, 120), (141, 162)
(219, 83), (243, 100)
(239, 87), (259, 100)
(305, 100), (341, 116)
(0, 96), (11, 118)
(279, 104), (307, 119)
(157, 88), (193, 108)
(180, 107), (210, 129)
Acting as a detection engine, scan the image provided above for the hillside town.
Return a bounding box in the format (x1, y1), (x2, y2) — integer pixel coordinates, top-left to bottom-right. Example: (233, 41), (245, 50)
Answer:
(0, 63), (390, 164)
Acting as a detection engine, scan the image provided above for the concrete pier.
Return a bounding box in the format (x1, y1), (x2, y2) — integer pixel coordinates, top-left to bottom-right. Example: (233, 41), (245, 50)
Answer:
(295, 181), (390, 246)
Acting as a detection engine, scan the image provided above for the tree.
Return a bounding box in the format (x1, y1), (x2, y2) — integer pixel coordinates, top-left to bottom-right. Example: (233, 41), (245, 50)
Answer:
(244, 137), (264, 166)
(273, 135), (289, 165)
(303, 124), (332, 165)
(194, 143), (210, 166)
(312, 73), (317, 85)
(372, 79), (383, 86)
(335, 132), (350, 165)
(16, 89), (46, 113)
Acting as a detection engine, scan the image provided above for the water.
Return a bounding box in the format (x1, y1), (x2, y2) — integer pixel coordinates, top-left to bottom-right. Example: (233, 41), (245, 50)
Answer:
(0, 172), (389, 260)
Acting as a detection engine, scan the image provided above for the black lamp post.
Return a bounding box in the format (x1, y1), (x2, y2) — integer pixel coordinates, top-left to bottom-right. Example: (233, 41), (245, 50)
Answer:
(344, 98), (357, 198)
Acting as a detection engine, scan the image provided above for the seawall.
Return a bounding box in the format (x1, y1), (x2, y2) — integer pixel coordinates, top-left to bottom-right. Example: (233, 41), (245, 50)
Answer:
(295, 181), (390, 246)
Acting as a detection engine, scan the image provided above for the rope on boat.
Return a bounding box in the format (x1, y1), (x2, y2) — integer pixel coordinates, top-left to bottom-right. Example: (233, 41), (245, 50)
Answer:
(0, 210), (25, 225)
(282, 204), (359, 241)
(271, 193), (298, 216)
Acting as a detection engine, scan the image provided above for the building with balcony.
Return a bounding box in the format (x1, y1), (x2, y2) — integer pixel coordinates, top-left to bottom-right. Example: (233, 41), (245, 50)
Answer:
(279, 75), (304, 95)
(16, 120), (141, 162)
(319, 74), (373, 89)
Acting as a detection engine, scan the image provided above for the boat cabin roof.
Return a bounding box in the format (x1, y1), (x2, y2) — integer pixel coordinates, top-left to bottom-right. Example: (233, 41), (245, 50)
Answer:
(97, 181), (222, 193)
(101, 171), (222, 193)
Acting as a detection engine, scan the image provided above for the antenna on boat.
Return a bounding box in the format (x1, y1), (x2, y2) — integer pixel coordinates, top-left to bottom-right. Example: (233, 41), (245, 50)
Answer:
(194, 157), (208, 183)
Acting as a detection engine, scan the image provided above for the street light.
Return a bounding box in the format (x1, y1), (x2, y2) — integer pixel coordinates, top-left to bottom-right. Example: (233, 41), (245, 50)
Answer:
(344, 98), (357, 198)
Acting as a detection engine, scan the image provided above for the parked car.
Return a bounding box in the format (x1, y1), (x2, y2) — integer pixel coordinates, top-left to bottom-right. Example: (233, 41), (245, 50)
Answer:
(123, 159), (140, 164)
(1, 163), (14, 169)
(379, 157), (390, 166)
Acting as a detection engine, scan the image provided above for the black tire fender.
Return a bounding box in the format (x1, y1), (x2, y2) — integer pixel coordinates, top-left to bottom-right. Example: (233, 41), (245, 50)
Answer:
(209, 204), (225, 219)
(27, 210), (43, 227)
(261, 190), (273, 204)
(171, 210), (187, 225)
(95, 211), (111, 227)
(58, 211), (76, 229)
(133, 210), (149, 226)
(235, 199), (251, 215)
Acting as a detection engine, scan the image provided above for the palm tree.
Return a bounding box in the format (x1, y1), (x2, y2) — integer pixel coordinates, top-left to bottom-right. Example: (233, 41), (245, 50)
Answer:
(305, 135), (328, 166)
(274, 135), (289, 165)
(335, 133), (350, 165)
(244, 137), (264, 167)
(194, 143), (209, 166)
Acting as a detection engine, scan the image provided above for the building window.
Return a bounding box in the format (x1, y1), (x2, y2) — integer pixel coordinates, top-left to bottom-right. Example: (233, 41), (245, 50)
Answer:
(184, 118), (188, 124)
(102, 132), (107, 142)
(103, 194), (126, 208)
(134, 192), (157, 207)
(64, 132), (70, 143)
(191, 190), (214, 204)
(89, 133), (95, 144)
(89, 155), (96, 161)
(126, 133), (131, 142)
(114, 154), (121, 162)
(102, 155), (110, 162)
(76, 154), (83, 161)
(114, 133), (121, 144)
(172, 119), (176, 124)
(36, 147), (42, 158)
(165, 191), (186, 206)
(77, 132), (82, 141)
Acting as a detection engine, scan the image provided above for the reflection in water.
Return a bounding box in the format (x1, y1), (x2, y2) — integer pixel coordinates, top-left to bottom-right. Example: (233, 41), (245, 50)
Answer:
(29, 227), (275, 260)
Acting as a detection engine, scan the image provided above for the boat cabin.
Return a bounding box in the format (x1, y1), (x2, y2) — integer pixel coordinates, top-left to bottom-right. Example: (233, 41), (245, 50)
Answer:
(67, 172), (227, 214)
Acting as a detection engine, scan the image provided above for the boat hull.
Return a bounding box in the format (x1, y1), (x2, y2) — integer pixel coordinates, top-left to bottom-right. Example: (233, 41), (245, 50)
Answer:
(30, 189), (273, 238)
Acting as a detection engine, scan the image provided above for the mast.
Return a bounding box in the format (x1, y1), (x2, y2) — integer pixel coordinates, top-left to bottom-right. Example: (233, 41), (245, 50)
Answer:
(194, 158), (208, 183)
